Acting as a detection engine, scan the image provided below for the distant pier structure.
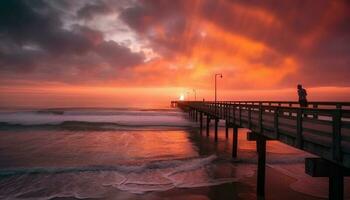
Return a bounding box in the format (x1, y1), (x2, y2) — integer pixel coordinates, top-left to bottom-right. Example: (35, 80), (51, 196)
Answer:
(171, 100), (350, 200)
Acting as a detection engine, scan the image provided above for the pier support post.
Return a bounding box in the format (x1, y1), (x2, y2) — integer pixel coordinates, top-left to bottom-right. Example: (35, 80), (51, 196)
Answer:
(225, 121), (229, 139)
(199, 112), (203, 135)
(214, 118), (219, 142)
(232, 126), (238, 158)
(257, 134), (267, 198)
(195, 110), (198, 122)
(206, 116), (210, 137)
(305, 158), (348, 200)
(329, 164), (344, 200)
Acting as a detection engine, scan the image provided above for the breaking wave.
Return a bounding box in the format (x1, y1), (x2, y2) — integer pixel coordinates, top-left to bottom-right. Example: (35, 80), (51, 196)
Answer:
(0, 155), (244, 199)
(0, 108), (197, 131)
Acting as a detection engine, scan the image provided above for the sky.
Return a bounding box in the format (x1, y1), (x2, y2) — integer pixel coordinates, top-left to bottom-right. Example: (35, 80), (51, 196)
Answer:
(0, 0), (350, 108)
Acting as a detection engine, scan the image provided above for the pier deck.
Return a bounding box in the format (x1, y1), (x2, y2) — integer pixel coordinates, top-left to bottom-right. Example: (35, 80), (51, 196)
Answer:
(172, 101), (350, 200)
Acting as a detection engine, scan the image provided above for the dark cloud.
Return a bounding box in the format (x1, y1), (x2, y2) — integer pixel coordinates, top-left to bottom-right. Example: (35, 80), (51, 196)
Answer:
(120, 0), (196, 57)
(0, 0), (96, 55)
(0, 0), (349, 88)
(0, 0), (144, 83)
(96, 41), (144, 67)
(77, 1), (112, 20)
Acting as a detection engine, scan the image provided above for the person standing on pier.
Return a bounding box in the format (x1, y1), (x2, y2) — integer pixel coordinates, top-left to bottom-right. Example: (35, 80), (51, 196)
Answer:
(297, 84), (308, 107)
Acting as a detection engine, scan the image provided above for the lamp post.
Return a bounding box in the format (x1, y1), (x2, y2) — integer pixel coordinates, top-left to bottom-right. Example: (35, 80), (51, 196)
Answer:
(193, 89), (197, 101)
(215, 73), (223, 114)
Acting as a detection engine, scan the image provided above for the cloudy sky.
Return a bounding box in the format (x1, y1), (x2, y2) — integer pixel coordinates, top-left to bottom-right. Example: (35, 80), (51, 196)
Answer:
(0, 0), (349, 107)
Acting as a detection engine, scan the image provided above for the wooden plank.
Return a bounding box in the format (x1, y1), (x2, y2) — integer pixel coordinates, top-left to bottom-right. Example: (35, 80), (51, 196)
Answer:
(247, 131), (275, 141)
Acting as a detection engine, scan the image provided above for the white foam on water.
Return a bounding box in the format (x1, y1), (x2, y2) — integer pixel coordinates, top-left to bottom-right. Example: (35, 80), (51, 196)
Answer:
(0, 108), (196, 129)
(0, 155), (252, 199)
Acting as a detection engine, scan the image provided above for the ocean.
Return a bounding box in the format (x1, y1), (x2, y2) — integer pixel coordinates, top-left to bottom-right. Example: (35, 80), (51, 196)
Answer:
(0, 108), (348, 199)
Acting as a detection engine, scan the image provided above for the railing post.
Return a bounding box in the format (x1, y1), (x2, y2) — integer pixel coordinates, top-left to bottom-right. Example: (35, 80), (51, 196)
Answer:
(225, 121), (229, 139)
(248, 107), (252, 129)
(274, 107), (279, 139)
(296, 109), (303, 148)
(332, 109), (342, 162)
(233, 104), (236, 125)
(313, 104), (318, 119)
(259, 103), (263, 134)
(239, 105), (242, 127)
(200, 112), (203, 135)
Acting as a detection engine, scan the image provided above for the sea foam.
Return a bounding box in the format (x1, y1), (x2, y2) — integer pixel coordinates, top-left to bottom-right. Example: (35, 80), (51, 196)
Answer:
(0, 155), (248, 199)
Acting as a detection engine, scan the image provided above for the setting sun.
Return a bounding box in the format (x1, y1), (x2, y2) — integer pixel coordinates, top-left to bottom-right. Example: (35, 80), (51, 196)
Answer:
(179, 94), (185, 101)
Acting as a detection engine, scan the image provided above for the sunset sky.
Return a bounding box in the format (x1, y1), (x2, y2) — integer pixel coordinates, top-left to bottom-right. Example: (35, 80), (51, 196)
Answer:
(0, 0), (350, 108)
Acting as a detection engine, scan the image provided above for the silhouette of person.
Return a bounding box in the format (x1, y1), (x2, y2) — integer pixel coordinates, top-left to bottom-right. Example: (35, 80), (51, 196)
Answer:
(297, 84), (308, 107)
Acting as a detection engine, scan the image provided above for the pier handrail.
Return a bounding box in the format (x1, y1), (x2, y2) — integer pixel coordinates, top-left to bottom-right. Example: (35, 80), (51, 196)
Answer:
(171, 100), (350, 109)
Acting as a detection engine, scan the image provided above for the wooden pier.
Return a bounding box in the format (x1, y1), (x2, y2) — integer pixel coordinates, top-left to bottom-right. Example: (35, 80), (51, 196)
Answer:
(171, 101), (350, 200)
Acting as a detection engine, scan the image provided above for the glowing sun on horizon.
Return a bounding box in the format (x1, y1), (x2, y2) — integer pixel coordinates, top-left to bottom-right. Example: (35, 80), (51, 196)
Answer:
(179, 94), (185, 101)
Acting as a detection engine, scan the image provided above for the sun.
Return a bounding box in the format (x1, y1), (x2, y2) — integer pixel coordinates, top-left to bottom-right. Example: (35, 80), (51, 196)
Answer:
(179, 94), (185, 101)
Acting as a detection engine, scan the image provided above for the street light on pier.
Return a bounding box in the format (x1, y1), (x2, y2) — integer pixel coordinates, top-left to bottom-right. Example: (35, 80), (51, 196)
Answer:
(215, 73), (223, 114)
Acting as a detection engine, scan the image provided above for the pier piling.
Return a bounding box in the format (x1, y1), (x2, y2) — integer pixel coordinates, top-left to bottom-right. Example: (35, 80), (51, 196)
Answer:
(257, 134), (267, 198)
(199, 112), (203, 134)
(232, 126), (238, 158)
(214, 118), (219, 142)
(206, 116), (210, 137)
(225, 121), (229, 138)
(329, 164), (344, 200)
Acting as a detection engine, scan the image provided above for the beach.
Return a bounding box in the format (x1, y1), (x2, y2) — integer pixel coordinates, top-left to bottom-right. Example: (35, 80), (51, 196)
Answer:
(0, 108), (348, 199)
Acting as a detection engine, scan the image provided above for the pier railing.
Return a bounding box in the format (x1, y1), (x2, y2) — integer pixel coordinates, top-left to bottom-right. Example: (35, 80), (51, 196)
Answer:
(173, 100), (350, 199)
(174, 101), (350, 168)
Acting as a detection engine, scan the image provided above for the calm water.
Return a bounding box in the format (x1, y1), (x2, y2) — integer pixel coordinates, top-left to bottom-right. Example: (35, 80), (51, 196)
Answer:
(0, 108), (348, 199)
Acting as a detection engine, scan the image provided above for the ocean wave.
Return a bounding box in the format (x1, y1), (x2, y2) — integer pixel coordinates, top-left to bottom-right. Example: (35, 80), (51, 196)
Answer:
(0, 120), (197, 131)
(34, 108), (183, 116)
(0, 155), (217, 176)
(0, 155), (244, 199)
(0, 108), (194, 131)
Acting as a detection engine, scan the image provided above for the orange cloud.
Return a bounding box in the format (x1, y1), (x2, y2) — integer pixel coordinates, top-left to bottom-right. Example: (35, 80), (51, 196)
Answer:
(1, 0), (350, 107)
